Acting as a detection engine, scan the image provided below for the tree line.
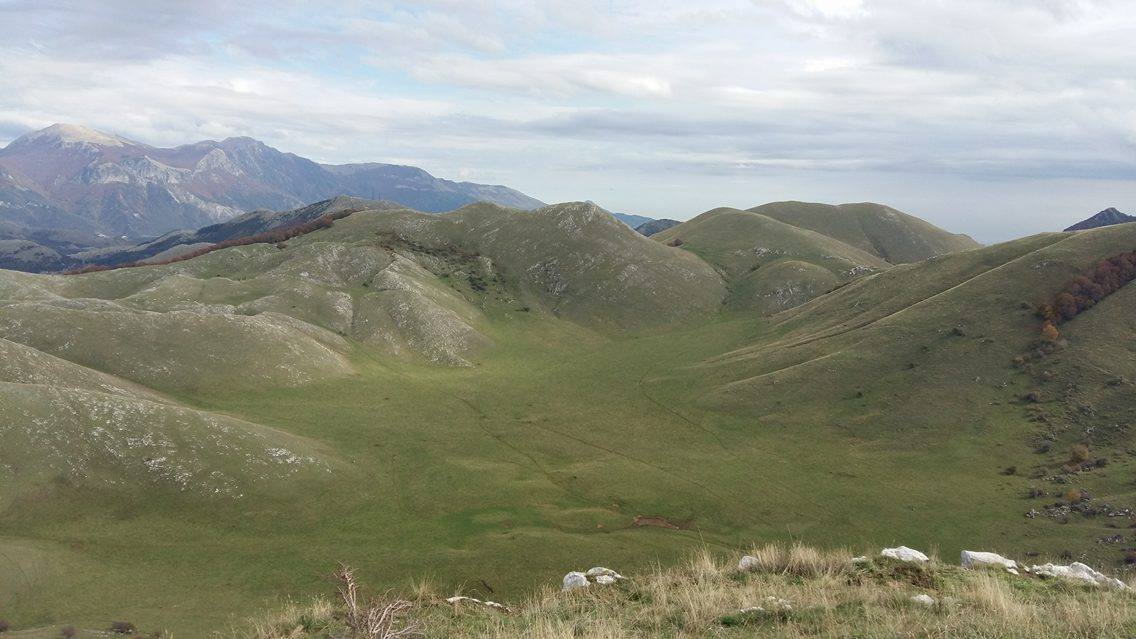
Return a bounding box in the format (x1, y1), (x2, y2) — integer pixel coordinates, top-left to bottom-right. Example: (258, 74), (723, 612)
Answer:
(1036, 249), (1136, 340)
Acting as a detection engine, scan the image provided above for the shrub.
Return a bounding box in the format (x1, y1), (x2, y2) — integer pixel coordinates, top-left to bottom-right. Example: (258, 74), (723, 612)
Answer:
(1037, 249), (1136, 336)
(110, 621), (136, 634)
(1065, 489), (1084, 504)
(666, 238), (684, 247)
(1070, 444), (1090, 463)
(0, 620), (10, 633)
(61, 626), (77, 638)
(335, 565), (419, 638)
(1040, 321), (1060, 342)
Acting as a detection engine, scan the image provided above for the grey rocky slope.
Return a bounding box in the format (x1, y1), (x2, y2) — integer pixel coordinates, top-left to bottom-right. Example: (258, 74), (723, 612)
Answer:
(634, 218), (680, 236)
(0, 123), (544, 251)
(1064, 207), (1135, 232)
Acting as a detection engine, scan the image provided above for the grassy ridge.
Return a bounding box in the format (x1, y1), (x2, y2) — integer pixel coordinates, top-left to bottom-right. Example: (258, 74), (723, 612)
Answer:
(749, 201), (981, 264)
(1, 207), (1135, 635)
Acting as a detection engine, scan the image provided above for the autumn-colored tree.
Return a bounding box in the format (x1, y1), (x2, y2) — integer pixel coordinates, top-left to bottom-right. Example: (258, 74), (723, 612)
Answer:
(1036, 248), (1136, 337)
(1040, 321), (1060, 342)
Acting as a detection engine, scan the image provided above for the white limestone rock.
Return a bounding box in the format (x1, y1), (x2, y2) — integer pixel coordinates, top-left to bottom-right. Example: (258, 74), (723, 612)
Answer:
(585, 566), (626, 580)
(445, 596), (511, 612)
(911, 594), (935, 607)
(881, 546), (929, 563)
(764, 596), (792, 611)
(562, 571), (589, 591)
(1029, 562), (1128, 590)
(960, 550), (1018, 571)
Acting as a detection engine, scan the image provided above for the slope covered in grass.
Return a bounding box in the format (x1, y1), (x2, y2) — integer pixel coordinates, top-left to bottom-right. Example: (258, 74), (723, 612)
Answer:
(331, 201), (727, 328)
(652, 207), (889, 313)
(1, 204), (1135, 636)
(750, 201), (980, 263)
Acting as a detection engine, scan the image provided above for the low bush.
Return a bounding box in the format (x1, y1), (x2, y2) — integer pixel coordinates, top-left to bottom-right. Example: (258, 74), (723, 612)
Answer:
(1036, 250), (1136, 336)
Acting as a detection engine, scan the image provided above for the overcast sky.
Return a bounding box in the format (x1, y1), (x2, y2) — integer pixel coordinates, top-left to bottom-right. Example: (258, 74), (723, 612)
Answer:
(0, 0), (1133, 242)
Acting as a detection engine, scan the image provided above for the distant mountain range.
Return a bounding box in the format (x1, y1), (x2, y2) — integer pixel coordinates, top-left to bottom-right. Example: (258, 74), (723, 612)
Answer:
(634, 218), (680, 236)
(0, 123), (543, 243)
(1065, 207), (1135, 232)
(77, 195), (395, 267)
(610, 212), (653, 228)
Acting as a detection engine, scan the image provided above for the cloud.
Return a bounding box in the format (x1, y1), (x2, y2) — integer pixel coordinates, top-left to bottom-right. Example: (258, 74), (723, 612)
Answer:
(0, 0), (1132, 240)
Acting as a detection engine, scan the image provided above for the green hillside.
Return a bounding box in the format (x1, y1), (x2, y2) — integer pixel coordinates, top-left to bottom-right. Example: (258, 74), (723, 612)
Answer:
(0, 202), (1134, 637)
(750, 201), (981, 263)
(652, 207), (890, 313)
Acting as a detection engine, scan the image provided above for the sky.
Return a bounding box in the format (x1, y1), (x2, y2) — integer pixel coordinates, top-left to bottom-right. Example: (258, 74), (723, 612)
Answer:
(0, 0), (1133, 242)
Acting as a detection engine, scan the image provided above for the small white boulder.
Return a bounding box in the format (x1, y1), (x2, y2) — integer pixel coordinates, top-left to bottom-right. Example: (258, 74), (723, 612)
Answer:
(851, 556), (870, 565)
(881, 546), (929, 563)
(585, 566), (625, 580)
(764, 596), (792, 611)
(738, 555), (760, 572)
(960, 550), (1017, 571)
(445, 596), (510, 613)
(1030, 562), (1128, 590)
(562, 571), (589, 591)
(911, 594), (935, 607)
(594, 574), (616, 585)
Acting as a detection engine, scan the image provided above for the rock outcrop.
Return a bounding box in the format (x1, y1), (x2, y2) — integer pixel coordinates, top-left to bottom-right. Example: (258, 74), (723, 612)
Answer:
(880, 546), (929, 563)
(562, 566), (626, 591)
(960, 550), (1018, 573)
(1030, 562), (1128, 590)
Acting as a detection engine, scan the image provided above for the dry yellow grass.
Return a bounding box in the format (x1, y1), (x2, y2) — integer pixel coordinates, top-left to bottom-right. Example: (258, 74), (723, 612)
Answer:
(222, 543), (1136, 639)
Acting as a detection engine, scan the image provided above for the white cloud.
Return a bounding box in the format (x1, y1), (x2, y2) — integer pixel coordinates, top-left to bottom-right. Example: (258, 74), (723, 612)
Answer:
(0, 0), (1132, 240)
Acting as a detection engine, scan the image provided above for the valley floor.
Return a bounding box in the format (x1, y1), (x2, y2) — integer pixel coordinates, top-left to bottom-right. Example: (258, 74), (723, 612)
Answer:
(0, 311), (1107, 636)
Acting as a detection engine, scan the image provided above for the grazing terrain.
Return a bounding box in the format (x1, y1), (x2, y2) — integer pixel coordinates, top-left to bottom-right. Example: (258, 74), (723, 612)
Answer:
(749, 201), (980, 264)
(653, 206), (892, 313)
(1, 199), (1135, 636)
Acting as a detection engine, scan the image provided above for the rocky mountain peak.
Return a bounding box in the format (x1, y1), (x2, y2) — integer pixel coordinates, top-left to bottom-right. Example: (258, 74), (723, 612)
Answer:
(8, 123), (132, 150)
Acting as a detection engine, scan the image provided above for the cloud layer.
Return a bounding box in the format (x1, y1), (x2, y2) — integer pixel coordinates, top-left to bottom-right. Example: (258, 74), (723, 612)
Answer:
(0, 0), (1132, 241)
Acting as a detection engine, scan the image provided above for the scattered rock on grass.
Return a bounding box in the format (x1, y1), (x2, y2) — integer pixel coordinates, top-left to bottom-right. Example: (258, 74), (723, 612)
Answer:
(445, 596), (511, 613)
(911, 594), (935, 607)
(562, 572), (589, 591)
(881, 546), (929, 563)
(585, 566), (626, 580)
(738, 596), (793, 615)
(1029, 562), (1128, 590)
(960, 550), (1018, 572)
(562, 566), (625, 591)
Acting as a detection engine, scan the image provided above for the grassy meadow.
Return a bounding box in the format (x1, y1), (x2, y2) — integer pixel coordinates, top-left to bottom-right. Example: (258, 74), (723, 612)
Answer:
(2, 205), (1135, 636)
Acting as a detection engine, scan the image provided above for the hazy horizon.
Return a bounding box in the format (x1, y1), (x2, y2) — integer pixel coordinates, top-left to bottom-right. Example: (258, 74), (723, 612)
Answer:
(1, 1), (1133, 243)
